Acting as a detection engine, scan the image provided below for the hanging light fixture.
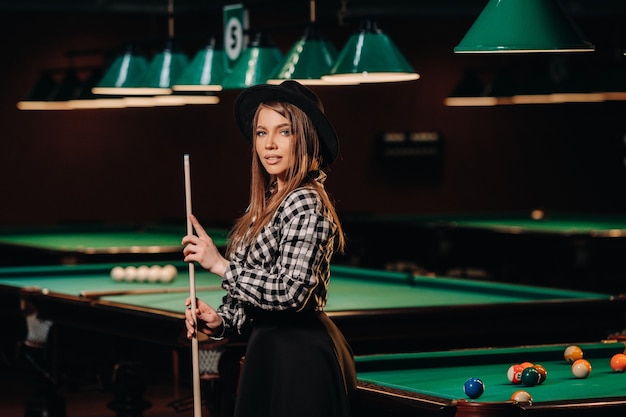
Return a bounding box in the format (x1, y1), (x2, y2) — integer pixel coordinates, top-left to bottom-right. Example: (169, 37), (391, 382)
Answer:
(93, 0), (188, 97)
(44, 68), (84, 110)
(121, 0), (188, 95)
(18, 69), (86, 110)
(68, 69), (126, 109)
(17, 71), (60, 110)
(129, 39), (189, 95)
(512, 57), (602, 104)
(454, 0), (595, 53)
(268, 0), (338, 85)
(444, 68), (517, 106)
(91, 44), (150, 95)
(221, 31), (283, 90)
(152, 93), (220, 105)
(444, 70), (497, 106)
(172, 37), (226, 92)
(322, 19), (420, 84)
(268, 26), (338, 86)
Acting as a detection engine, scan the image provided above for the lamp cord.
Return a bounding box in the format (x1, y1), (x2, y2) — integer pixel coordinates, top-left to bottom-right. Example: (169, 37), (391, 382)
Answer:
(338, 0), (349, 26)
(168, 0), (174, 38)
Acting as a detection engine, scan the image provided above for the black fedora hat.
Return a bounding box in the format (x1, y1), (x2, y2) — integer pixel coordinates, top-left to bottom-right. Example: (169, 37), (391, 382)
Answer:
(234, 80), (339, 167)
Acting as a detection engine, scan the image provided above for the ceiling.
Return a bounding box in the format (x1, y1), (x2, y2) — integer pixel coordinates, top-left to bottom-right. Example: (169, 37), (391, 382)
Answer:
(0, 0), (624, 18)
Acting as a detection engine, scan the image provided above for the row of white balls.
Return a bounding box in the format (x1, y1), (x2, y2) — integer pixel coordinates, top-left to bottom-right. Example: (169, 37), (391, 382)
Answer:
(110, 264), (178, 283)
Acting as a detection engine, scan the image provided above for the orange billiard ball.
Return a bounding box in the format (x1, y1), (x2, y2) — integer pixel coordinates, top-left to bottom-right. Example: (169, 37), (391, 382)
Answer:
(610, 353), (626, 372)
(511, 390), (533, 403)
(572, 359), (592, 378)
(564, 345), (583, 363)
(533, 364), (548, 384)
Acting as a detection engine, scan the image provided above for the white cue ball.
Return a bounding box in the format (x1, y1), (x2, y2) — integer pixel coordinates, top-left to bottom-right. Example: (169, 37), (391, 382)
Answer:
(148, 265), (162, 282)
(124, 266), (138, 282)
(136, 265), (150, 282)
(160, 264), (177, 283)
(110, 266), (125, 281)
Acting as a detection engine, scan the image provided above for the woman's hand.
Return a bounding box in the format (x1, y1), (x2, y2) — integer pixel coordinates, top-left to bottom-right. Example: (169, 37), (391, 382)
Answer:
(182, 214), (229, 276)
(185, 297), (224, 339)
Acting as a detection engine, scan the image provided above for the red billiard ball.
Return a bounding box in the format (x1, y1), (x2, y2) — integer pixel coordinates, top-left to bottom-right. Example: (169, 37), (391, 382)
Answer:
(463, 377), (485, 399)
(611, 353), (626, 372)
(507, 364), (524, 384)
(564, 345), (583, 363)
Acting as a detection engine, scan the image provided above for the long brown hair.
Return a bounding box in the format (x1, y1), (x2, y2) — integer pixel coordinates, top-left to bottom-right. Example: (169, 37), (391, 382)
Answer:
(226, 101), (345, 256)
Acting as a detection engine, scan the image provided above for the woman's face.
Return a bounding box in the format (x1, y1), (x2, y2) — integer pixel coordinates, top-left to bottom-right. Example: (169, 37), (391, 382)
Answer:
(254, 106), (294, 190)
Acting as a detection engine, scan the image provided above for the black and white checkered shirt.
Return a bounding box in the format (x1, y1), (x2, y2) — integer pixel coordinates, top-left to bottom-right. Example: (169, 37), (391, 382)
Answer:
(217, 187), (336, 334)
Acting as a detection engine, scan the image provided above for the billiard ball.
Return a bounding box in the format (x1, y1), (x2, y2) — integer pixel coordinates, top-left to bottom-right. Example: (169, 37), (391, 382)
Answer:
(572, 359), (592, 378)
(148, 265), (162, 282)
(533, 364), (548, 384)
(110, 266), (125, 281)
(507, 364), (524, 384)
(521, 367), (541, 387)
(160, 264), (177, 283)
(610, 353), (626, 372)
(511, 390), (533, 403)
(531, 209), (544, 220)
(564, 345), (583, 363)
(463, 377), (485, 399)
(136, 265), (150, 282)
(519, 361), (534, 369)
(124, 265), (137, 282)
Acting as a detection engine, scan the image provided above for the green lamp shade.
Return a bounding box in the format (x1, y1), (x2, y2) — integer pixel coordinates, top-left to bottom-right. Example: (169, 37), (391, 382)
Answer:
(322, 20), (419, 84)
(127, 41), (189, 95)
(173, 39), (225, 91)
(268, 25), (338, 85)
(454, 0), (595, 53)
(221, 33), (283, 90)
(444, 70), (497, 106)
(92, 46), (149, 95)
(68, 69), (126, 109)
(17, 71), (59, 110)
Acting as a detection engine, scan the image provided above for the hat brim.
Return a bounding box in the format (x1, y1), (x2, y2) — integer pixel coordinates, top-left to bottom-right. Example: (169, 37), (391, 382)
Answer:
(234, 83), (338, 168)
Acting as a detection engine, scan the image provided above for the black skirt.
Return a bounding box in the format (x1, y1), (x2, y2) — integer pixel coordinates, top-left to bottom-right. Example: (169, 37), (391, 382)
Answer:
(234, 308), (356, 417)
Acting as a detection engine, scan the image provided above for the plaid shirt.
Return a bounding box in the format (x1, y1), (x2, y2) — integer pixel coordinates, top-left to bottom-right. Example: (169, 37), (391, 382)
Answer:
(217, 187), (336, 334)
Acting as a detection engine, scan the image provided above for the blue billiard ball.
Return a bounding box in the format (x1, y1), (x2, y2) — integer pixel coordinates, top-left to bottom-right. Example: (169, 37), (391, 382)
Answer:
(463, 377), (485, 399)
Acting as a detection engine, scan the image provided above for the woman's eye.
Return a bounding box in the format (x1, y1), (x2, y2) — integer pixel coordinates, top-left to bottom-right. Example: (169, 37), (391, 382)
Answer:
(256, 131), (266, 137)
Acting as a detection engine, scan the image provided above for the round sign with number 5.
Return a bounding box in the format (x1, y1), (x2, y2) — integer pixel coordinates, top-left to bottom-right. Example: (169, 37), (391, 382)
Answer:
(224, 17), (244, 62)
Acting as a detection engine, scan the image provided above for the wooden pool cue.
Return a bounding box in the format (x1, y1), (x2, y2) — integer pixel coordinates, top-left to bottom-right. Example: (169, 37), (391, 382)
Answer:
(78, 285), (222, 299)
(184, 154), (202, 417)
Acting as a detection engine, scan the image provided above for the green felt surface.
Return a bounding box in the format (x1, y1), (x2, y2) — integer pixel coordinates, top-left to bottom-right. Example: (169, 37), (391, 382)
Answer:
(0, 263), (611, 315)
(349, 212), (626, 236)
(356, 342), (626, 403)
(449, 218), (626, 235)
(0, 225), (228, 252)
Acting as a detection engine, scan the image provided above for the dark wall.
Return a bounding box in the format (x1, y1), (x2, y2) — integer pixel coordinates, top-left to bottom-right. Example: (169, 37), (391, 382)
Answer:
(1, 10), (625, 228)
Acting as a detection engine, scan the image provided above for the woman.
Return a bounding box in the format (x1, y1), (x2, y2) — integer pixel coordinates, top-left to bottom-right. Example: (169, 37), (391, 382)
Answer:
(183, 80), (356, 417)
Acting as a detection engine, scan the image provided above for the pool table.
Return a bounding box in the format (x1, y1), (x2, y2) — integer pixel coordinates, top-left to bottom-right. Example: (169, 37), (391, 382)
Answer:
(2, 263), (625, 417)
(0, 224), (229, 266)
(342, 211), (626, 293)
(1, 263), (625, 355)
(353, 341), (626, 416)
